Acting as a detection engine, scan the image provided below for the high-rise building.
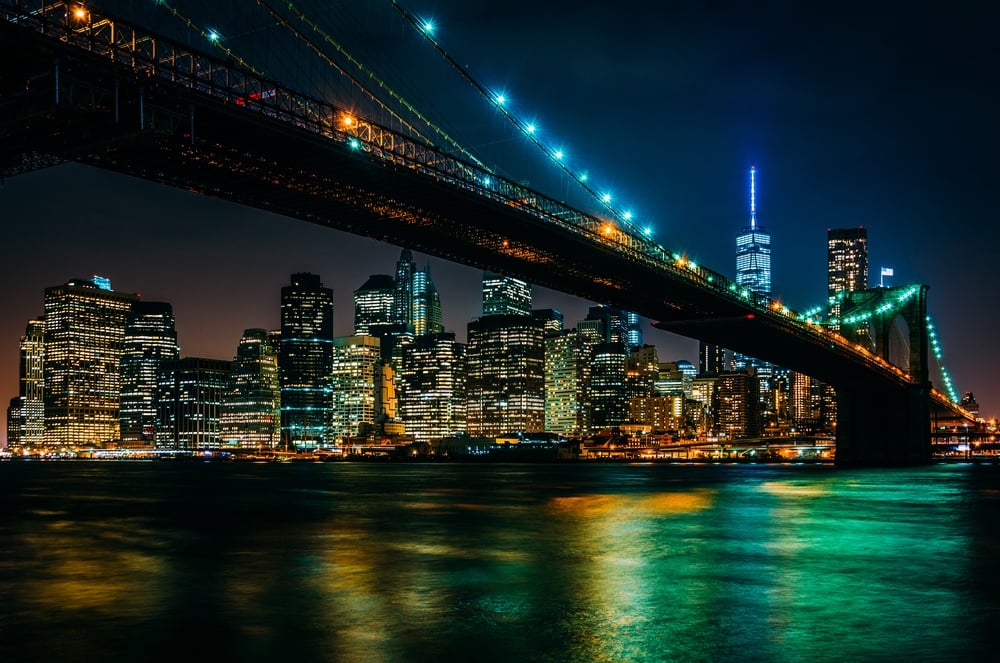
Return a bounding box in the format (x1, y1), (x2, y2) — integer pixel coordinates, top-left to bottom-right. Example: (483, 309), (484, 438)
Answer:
(466, 314), (545, 436)
(330, 335), (381, 439)
(120, 302), (179, 444)
(43, 277), (139, 447)
(584, 305), (627, 344)
(393, 249), (417, 326)
(220, 329), (281, 449)
(412, 266), (443, 336)
(6, 397), (23, 449)
(482, 272), (532, 317)
(156, 358), (231, 449)
(790, 371), (818, 430)
(544, 330), (584, 435)
(828, 226), (869, 322)
(399, 332), (466, 442)
(17, 318), (45, 448)
(698, 341), (729, 376)
(588, 342), (629, 429)
(532, 308), (564, 334)
(713, 371), (761, 439)
(625, 311), (643, 348)
(736, 166), (771, 299)
(353, 274), (395, 335)
(279, 273), (334, 449)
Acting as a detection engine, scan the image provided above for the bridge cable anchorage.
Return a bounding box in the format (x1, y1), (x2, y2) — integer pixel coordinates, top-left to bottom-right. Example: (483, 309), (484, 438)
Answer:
(256, 0), (485, 169)
(389, 0), (651, 240)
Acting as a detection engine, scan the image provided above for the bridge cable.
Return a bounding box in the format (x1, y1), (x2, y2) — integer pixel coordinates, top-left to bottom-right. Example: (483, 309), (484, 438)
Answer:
(389, 0), (651, 240)
(155, 1), (265, 77)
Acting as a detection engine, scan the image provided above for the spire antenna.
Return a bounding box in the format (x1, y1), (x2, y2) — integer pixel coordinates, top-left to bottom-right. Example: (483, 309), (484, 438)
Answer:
(750, 165), (757, 230)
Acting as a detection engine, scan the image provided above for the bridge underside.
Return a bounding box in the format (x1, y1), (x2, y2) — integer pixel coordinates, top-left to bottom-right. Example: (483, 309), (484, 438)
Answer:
(0, 21), (937, 465)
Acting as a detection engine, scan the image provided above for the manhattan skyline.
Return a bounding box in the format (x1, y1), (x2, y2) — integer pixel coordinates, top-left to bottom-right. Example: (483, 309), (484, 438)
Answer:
(2, 0), (997, 439)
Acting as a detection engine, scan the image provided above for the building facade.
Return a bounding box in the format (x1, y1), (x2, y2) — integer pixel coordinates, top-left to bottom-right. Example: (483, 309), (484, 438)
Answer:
(156, 357), (231, 449)
(221, 329), (281, 449)
(330, 335), (381, 439)
(482, 272), (532, 317)
(279, 273), (334, 448)
(353, 274), (395, 335)
(16, 318), (45, 448)
(466, 314), (545, 436)
(399, 332), (466, 442)
(120, 301), (179, 444)
(43, 277), (139, 447)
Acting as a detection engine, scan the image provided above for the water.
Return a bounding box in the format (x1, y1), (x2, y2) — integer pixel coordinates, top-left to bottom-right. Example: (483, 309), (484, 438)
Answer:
(1, 461), (997, 662)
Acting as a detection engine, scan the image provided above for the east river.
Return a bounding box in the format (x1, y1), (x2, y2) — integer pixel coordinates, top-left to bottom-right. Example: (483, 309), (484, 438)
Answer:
(1, 460), (997, 661)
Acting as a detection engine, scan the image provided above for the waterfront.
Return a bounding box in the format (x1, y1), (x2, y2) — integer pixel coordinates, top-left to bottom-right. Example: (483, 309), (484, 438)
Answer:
(1, 462), (997, 661)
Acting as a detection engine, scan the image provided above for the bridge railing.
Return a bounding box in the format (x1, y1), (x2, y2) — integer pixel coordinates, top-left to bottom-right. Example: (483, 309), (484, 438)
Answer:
(1, 0), (920, 387)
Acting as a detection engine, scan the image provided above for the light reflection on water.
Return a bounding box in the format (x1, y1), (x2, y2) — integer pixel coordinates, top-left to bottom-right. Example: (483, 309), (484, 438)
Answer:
(0, 462), (996, 661)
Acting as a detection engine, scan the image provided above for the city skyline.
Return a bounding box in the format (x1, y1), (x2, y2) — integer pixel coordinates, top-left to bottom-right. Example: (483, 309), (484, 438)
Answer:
(2, 0), (997, 440)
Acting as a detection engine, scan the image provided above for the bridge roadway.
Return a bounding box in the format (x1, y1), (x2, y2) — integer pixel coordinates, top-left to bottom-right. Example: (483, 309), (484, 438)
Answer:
(0, 1), (970, 464)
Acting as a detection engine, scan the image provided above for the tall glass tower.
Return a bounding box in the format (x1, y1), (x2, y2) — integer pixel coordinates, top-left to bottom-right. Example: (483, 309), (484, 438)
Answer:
(735, 166), (771, 299)
(279, 273), (334, 449)
(221, 328), (281, 449)
(120, 301), (179, 443)
(393, 249), (416, 327)
(17, 318), (45, 448)
(412, 266), (443, 336)
(43, 277), (139, 447)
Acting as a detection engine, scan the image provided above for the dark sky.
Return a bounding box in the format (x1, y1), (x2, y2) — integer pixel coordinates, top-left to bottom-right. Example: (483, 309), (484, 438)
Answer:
(2, 1), (997, 441)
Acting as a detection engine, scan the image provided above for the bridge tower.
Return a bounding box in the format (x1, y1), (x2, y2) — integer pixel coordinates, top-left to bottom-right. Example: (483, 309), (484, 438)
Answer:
(835, 285), (931, 465)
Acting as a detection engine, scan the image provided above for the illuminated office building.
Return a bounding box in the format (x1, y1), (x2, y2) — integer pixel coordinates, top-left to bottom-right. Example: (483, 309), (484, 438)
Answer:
(588, 342), (629, 429)
(120, 302), (179, 444)
(698, 341), (729, 376)
(6, 398), (23, 449)
(155, 358), (231, 449)
(43, 277), (139, 447)
(713, 371), (761, 439)
(412, 266), (443, 336)
(466, 314), (545, 436)
(220, 329), (281, 449)
(625, 311), (643, 348)
(532, 308), (564, 334)
(353, 274), (395, 335)
(393, 249), (416, 326)
(583, 305), (627, 344)
(330, 335), (381, 438)
(544, 330), (585, 435)
(279, 273), (334, 448)
(828, 226), (869, 321)
(482, 272), (532, 317)
(17, 318), (45, 448)
(399, 332), (466, 442)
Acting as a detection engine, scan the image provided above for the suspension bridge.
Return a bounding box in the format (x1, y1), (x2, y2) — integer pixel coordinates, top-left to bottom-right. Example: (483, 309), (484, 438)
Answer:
(0, 0), (975, 465)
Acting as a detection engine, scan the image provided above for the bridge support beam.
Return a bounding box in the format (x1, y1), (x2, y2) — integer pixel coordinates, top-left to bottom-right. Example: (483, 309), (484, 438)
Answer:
(835, 382), (931, 466)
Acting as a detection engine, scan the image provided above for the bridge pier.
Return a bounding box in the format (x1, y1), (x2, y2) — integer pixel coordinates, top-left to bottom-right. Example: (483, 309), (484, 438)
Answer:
(835, 382), (931, 466)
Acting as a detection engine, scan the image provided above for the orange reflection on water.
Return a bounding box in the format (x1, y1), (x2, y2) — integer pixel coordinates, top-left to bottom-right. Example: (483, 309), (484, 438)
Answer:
(547, 490), (714, 518)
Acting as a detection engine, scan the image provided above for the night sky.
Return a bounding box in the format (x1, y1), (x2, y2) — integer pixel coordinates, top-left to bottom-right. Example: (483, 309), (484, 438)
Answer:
(2, 1), (997, 442)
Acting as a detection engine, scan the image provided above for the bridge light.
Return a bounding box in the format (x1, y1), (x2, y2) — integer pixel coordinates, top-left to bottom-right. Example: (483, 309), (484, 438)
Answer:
(643, 226), (652, 236)
(601, 193), (612, 203)
(553, 149), (564, 160)
(495, 94), (506, 106)
(342, 115), (356, 127)
(207, 30), (220, 43)
(422, 20), (435, 33)
(72, 5), (88, 21)
(348, 138), (361, 150)
(580, 172), (589, 182)
(623, 211), (633, 220)
(526, 123), (536, 134)
(602, 224), (614, 236)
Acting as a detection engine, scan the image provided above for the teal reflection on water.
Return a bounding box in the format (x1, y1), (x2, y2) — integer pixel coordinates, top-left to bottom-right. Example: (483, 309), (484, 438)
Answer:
(0, 462), (995, 661)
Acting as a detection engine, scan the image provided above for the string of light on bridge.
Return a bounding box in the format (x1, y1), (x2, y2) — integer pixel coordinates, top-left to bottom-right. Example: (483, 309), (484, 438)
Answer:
(926, 315), (960, 404)
(389, 1), (654, 242)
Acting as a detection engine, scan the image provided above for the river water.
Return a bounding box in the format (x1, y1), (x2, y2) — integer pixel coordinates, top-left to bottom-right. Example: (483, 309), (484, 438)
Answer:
(0, 460), (997, 661)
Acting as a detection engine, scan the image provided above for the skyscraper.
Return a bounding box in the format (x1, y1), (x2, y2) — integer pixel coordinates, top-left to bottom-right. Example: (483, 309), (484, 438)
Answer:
(713, 371), (761, 439)
(43, 277), (139, 447)
(353, 274), (395, 335)
(399, 332), (466, 442)
(120, 301), (179, 443)
(544, 330), (584, 435)
(393, 249), (416, 326)
(482, 272), (532, 316)
(330, 335), (381, 438)
(698, 341), (729, 377)
(466, 314), (545, 436)
(221, 328), (281, 449)
(828, 227), (869, 318)
(156, 357), (231, 449)
(279, 273), (334, 448)
(412, 266), (443, 336)
(588, 342), (629, 429)
(17, 318), (44, 448)
(735, 166), (771, 299)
